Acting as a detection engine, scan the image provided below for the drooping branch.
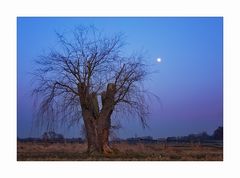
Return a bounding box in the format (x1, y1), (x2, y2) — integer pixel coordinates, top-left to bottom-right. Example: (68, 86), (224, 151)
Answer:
(32, 25), (150, 130)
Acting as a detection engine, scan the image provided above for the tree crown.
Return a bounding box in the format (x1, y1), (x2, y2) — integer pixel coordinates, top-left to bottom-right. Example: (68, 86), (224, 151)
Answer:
(32, 26), (149, 129)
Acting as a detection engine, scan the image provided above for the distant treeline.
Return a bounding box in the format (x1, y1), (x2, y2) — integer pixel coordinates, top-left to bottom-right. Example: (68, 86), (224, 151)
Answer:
(123, 126), (223, 144)
(17, 127), (223, 144)
(17, 137), (84, 144)
(18, 131), (83, 143)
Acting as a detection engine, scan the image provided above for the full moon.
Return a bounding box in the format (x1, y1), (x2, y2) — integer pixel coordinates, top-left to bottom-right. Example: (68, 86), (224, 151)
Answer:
(157, 58), (162, 63)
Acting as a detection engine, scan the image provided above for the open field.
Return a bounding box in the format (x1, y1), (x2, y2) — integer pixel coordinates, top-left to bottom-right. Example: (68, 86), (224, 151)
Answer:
(17, 142), (223, 161)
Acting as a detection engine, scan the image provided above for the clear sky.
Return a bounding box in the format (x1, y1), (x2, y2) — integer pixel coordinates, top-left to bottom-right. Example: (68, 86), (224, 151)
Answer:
(17, 17), (223, 139)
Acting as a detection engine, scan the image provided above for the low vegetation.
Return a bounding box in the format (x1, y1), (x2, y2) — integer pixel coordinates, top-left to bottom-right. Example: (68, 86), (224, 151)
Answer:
(17, 141), (223, 161)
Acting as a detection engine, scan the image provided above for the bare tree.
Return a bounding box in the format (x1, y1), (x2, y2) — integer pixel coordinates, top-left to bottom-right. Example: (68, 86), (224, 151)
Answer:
(32, 26), (149, 155)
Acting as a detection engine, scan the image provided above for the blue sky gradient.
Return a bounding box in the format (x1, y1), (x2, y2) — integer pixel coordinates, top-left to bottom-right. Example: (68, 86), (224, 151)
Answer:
(17, 17), (223, 138)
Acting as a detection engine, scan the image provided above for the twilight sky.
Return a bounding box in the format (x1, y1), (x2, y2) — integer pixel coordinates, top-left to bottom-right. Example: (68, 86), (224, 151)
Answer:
(17, 17), (223, 139)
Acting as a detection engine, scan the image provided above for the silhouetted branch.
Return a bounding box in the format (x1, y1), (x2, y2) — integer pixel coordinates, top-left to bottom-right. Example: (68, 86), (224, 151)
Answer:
(32, 25), (150, 130)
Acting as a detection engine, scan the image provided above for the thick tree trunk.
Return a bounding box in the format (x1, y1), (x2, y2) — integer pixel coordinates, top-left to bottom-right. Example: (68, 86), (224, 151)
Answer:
(98, 83), (116, 154)
(78, 82), (116, 155)
(97, 114), (112, 154)
(83, 114), (112, 155)
(82, 112), (99, 154)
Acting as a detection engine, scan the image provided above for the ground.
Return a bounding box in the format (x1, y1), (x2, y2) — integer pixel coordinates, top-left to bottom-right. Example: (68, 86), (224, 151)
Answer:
(17, 142), (223, 161)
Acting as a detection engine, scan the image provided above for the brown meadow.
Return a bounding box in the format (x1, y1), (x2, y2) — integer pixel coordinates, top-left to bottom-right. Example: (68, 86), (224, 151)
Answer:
(17, 141), (223, 161)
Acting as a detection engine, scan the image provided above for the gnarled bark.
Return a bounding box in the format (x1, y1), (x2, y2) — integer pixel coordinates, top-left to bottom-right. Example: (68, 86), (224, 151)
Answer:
(79, 82), (116, 155)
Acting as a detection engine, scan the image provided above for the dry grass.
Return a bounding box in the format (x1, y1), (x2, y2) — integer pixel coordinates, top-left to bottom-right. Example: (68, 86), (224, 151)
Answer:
(17, 142), (223, 161)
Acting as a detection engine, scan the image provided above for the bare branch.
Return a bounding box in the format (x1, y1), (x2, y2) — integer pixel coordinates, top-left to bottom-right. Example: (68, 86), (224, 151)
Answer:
(32, 25), (151, 131)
